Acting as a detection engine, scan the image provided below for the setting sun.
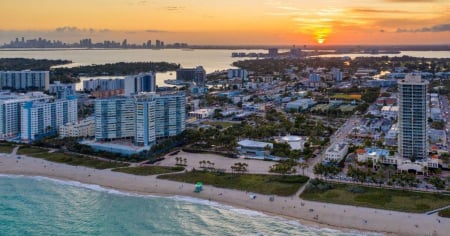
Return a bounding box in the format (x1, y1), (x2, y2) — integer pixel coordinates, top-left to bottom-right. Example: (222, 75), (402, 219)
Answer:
(314, 28), (330, 44)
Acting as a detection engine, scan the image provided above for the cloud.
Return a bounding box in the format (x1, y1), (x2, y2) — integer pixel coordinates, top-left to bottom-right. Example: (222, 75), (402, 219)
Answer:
(55, 26), (81, 32)
(384, 0), (440, 2)
(166, 6), (185, 12)
(351, 8), (413, 14)
(55, 26), (111, 33)
(397, 23), (450, 32)
(145, 29), (169, 33)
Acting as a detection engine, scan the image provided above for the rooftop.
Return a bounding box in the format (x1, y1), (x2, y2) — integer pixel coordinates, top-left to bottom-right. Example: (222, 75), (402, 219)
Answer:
(238, 139), (272, 149)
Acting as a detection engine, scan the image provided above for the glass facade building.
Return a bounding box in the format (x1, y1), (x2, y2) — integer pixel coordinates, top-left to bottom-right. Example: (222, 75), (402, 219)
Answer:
(398, 74), (428, 160)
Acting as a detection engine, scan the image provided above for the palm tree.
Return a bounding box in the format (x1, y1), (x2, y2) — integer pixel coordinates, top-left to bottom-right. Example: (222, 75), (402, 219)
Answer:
(298, 162), (309, 176)
(199, 160), (203, 168)
(230, 165), (236, 175)
(175, 157), (180, 165)
(206, 160), (211, 169)
(183, 158), (187, 166)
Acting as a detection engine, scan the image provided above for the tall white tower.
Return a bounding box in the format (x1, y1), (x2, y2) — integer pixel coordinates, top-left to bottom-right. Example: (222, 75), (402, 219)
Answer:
(398, 74), (428, 160)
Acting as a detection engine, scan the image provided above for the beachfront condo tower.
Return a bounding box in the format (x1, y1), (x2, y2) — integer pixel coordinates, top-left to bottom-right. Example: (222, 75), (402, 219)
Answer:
(398, 74), (428, 160)
(94, 92), (186, 147)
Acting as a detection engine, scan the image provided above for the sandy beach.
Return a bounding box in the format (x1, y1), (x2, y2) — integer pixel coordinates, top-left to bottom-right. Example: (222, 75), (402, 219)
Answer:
(0, 151), (448, 236)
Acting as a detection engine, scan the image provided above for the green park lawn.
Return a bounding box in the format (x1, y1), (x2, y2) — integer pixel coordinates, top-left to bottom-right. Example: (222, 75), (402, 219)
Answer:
(0, 143), (14, 153)
(112, 166), (184, 175)
(17, 146), (47, 155)
(300, 180), (450, 213)
(439, 208), (450, 218)
(29, 152), (129, 169)
(158, 170), (309, 196)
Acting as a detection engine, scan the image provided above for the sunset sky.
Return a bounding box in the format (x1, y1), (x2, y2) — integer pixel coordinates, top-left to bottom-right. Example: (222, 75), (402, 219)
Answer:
(1, 0), (449, 45)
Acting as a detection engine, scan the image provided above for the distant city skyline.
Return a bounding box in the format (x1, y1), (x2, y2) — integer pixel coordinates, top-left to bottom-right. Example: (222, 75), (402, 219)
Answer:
(1, 0), (449, 45)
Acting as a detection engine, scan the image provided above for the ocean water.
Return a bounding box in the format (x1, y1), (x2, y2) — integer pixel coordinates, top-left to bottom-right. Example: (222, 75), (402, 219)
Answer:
(0, 175), (379, 236)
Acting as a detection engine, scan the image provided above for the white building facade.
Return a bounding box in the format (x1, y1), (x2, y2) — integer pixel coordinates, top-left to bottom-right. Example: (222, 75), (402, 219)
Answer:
(21, 96), (78, 142)
(0, 92), (52, 139)
(59, 117), (95, 138)
(324, 142), (348, 162)
(398, 74), (428, 160)
(94, 93), (186, 147)
(0, 70), (49, 91)
(124, 72), (156, 96)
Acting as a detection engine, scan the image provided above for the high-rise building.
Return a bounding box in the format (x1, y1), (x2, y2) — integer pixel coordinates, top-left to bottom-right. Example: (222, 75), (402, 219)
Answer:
(176, 66), (206, 86)
(134, 95), (156, 146)
(94, 93), (185, 147)
(268, 48), (279, 58)
(398, 74), (428, 160)
(154, 93), (186, 138)
(49, 81), (76, 99)
(94, 97), (135, 141)
(124, 72), (156, 96)
(0, 70), (49, 91)
(331, 68), (343, 82)
(82, 78), (124, 91)
(227, 69), (248, 80)
(290, 46), (302, 58)
(0, 91), (52, 139)
(21, 96), (78, 142)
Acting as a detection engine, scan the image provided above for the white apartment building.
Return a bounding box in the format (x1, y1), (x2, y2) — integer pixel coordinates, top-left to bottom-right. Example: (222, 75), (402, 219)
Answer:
(83, 78), (124, 91)
(124, 72), (156, 96)
(49, 81), (76, 99)
(0, 92), (52, 139)
(0, 70), (49, 91)
(324, 142), (348, 162)
(21, 97), (78, 142)
(59, 117), (95, 138)
(398, 74), (428, 160)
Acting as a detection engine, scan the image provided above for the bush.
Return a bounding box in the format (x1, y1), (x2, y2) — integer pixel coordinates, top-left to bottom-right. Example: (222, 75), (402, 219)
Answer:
(305, 178), (334, 192)
(347, 186), (365, 194)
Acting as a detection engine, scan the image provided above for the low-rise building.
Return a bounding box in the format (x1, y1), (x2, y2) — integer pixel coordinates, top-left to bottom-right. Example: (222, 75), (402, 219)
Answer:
(279, 135), (306, 151)
(188, 109), (213, 119)
(59, 117), (95, 138)
(237, 139), (272, 158)
(384, 123), (398, 146)
(381, 106), (398, 120)
(397, 158), (439, 172)
(285, 98), (315, 111)
(356, 147), (395, 164)
(324, 142), (348, 162)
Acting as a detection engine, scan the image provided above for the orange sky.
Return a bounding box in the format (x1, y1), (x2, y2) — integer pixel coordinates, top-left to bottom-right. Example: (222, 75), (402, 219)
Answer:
(0, 0), (449, 45)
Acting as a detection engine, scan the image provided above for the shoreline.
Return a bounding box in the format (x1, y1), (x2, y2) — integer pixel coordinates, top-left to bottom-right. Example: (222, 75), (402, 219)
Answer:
(1, 153), (448, 236)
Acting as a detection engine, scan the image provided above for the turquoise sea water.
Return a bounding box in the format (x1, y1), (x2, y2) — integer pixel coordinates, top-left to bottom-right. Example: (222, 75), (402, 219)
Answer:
(0, 175), (381, 236)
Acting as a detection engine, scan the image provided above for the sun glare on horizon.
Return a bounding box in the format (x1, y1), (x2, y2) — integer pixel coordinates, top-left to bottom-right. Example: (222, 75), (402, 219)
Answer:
(314, 28), (330, 44)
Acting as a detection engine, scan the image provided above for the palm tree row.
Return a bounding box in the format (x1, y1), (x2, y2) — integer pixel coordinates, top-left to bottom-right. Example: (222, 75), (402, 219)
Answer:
(175, 157), (187, 166)
(230, 162), (248, 175)
(199, 160), (215, 169)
